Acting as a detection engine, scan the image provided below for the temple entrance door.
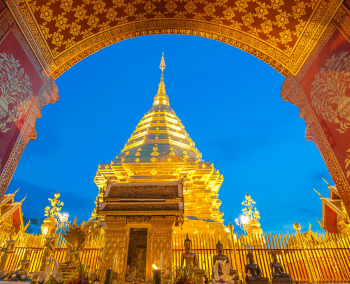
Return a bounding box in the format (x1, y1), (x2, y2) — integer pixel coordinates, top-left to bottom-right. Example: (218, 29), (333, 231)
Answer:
(125, 228), (149, 283)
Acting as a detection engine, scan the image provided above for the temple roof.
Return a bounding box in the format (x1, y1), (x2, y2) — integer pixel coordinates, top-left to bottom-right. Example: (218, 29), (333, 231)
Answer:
(322, 198), (343, 215)
(0, 189), (25, 233)
(314, 181), (349, 233)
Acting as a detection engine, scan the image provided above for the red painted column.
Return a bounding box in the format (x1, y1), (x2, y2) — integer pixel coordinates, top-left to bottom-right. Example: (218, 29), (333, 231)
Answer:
(281, 3), (350, 215)
(0, 2), (58, 200)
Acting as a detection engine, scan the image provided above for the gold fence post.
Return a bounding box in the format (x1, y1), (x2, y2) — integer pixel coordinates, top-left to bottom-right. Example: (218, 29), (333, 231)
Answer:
(228, 222), (240, 279)
(293, 222), (316, 284)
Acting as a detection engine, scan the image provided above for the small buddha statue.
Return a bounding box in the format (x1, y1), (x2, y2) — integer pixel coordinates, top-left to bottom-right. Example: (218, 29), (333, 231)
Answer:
(181, 234), (205, 284)
(17, 248), (32, 273)
(125, 265), (135, 282)
(270, 253), (293, 284)
(0, 228), (16, 270)
(165, 265), (172, 284)
(133, 267), (139, 284)
(245, 252), (269, 284)
(212, 241), (238, 279)
(181, 234), (204, 273)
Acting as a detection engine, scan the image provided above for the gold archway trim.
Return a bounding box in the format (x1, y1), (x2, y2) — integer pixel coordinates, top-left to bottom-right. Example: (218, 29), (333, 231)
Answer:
(8, 0), (343, 78)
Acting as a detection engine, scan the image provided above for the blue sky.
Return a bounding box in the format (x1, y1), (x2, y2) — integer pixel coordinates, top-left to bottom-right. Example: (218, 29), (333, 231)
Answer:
(8, 35), (332, 234)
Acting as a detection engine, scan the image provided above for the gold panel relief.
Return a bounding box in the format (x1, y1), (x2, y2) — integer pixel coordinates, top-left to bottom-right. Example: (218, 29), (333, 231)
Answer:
(100, 216), (128, 282)
(149, 216), (175, 275)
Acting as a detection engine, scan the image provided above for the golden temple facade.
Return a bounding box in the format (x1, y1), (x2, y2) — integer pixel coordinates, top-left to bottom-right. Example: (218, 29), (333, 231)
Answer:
(94, 55), (225, 234)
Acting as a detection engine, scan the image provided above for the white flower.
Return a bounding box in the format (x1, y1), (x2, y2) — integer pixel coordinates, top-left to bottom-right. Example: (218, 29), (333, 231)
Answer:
(21, 275), (27, 280)
(11, 274), (16, 278)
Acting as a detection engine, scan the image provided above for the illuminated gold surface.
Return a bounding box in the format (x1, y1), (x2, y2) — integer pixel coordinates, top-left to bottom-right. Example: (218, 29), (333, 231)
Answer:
(94, 55), (225, 233)
(0, 223), (348, 283)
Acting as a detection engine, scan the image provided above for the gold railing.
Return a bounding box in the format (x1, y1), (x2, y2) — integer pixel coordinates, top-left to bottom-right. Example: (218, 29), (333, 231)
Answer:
(173, 232), (350, 283)
(3, 230), (350, 283)
(4, 232), (105, 273)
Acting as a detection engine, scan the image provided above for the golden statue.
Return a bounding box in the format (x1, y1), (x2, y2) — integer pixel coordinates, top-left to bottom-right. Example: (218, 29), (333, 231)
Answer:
(181, 234), (205, 284)
(212, 241), (238, 279)
(0, 228), (16, 270)
(59, 217), (89, 268)
(39, 223), (58, 272)
(17, 248), (32, 273)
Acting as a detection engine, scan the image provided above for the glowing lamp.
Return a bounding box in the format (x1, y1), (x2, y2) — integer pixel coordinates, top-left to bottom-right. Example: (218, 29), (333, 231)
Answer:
(241, 216), (250, 225)
(41, 216), (57, 237)
(152, 264), (158, 270)
(42, 227), (48, 236)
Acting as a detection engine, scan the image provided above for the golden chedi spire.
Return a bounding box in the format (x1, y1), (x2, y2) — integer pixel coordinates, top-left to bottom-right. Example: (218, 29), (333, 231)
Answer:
(94, 54), (226, 232)
(154, 53), (169, 106)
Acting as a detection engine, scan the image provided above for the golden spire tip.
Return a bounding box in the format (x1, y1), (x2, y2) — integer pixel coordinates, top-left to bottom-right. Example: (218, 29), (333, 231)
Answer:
(159, 52), (166, 74)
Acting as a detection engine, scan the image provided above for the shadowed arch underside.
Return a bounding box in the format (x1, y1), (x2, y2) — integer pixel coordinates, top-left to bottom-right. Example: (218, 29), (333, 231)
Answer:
(9, 0), (342, 78)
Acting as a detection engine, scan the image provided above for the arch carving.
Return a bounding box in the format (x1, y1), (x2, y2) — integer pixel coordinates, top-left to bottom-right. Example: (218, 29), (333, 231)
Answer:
(7, 0), (343, 78)
(281, 4), (350, 214)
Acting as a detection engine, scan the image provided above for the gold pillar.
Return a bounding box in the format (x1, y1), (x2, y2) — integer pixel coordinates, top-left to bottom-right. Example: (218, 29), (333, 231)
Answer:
(228, 222), (240, 279)
(149, 216), (175, 275)
(293, 222), (316, 284)
(100, 216), (127, 282)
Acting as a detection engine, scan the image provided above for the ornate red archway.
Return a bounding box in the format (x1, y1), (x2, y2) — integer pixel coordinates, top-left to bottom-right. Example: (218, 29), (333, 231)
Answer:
(8, 0), (343, 78)
(1, 0), (350, 214)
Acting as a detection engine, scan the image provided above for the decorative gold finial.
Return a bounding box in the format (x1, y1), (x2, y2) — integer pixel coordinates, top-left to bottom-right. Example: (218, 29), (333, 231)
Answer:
(293, 222), (301, 230)
(313, 187), (322, 197)
(322, 177), (330, 186)
(44, 191), (64, 217)
(153, 52), (169, 106)
(159, 52), (166, 74)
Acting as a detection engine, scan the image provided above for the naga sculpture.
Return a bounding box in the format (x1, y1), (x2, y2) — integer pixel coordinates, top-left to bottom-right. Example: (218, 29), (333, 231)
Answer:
(59, 217), (89, 269)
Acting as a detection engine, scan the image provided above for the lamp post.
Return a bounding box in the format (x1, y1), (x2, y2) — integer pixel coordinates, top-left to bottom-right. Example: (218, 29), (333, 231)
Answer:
(228, 222), (240, 280)
(293, 222), (316, 284)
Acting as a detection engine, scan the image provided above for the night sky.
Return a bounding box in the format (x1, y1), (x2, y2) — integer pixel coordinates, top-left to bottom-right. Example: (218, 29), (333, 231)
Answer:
(8, 35), (333, 234)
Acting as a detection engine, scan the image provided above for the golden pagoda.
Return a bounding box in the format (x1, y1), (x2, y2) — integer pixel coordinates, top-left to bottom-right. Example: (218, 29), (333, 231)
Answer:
(94, 54), (226, 234)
